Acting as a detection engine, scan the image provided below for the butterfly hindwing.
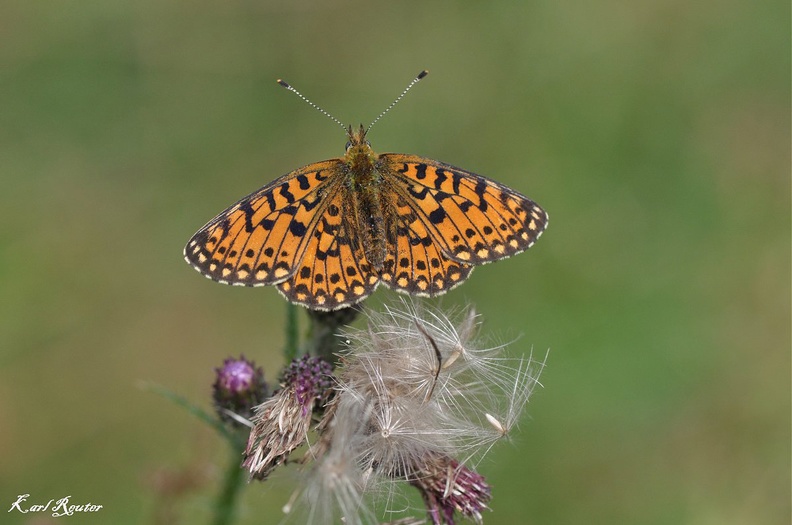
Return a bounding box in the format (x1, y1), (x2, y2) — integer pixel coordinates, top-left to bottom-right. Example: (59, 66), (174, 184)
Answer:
(184, 160), (343, 286)
(381, 154), (548, 266)
(380, 190), (472, 296)
(277, 189), (379, 310)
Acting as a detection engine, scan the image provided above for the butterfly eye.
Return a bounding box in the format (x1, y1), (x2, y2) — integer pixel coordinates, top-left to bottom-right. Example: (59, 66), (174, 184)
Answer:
(345, 141), (352, 151)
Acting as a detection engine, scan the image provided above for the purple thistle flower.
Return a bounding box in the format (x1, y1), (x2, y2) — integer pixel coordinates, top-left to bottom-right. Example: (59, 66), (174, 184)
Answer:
(212, 355), (268, 424)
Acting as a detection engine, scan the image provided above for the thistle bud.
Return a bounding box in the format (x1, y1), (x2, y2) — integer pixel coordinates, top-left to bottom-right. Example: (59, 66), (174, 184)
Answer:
(212, 355), (268, 425)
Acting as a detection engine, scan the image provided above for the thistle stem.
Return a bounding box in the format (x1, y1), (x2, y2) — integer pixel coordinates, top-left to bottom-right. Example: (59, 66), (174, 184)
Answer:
(211, 443), (247, 525)
(307, 306), (361, 365)
(284, 303), (299, 361)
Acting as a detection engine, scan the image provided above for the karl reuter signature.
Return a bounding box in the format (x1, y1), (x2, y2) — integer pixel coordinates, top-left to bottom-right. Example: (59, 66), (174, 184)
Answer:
(8, 494), (103, 517)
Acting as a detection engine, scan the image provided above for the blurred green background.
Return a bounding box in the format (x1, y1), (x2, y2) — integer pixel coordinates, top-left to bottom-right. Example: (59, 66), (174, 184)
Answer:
(1, 0), (789, 524)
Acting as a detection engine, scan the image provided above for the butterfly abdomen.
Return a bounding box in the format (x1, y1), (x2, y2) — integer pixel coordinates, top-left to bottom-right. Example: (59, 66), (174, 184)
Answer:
(351, 180), (387, 272)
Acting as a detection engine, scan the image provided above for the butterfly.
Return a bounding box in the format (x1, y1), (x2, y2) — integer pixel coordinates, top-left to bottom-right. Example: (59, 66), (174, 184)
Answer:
(184, 71), (548, 310)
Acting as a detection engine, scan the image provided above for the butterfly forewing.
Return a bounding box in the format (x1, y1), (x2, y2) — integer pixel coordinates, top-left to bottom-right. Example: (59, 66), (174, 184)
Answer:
(381, 155), (548, 265)
(184, 160), (344, 286)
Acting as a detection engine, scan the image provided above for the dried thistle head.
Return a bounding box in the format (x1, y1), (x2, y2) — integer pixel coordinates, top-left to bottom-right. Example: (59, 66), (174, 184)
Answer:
(275, 300), (547, 525)
(409, 453), (491, 525)
(243, 355), (333, 480)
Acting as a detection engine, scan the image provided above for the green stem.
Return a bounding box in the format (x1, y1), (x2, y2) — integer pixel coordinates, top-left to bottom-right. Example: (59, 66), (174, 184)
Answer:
(284, 302), (299, 361)
(211, 444), (247, 525)
(306, 306), (361, 365)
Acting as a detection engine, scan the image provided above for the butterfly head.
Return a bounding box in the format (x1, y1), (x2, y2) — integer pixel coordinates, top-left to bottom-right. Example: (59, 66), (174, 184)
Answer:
(345, 124), (371, 150)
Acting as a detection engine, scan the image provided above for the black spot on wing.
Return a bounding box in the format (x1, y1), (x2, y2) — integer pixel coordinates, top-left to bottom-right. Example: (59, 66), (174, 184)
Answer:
(279, 182), (295, 203)
(473, 179), (488, 211)
(433, 168), (447, 188)
(408, 185), (430, 200)
(289, 220), (307, 237)
(296, 174), (310, 190)
(428, 207), (446, 224)
(240, 201), (256, 232)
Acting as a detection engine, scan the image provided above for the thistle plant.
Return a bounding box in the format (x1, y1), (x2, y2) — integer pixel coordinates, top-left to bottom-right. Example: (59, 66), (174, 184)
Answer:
(151, 299), (545, 525)
(242, 301), (546, 525)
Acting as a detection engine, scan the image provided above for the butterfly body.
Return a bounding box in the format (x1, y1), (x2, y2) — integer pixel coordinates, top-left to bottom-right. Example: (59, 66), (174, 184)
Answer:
(185, 125), (547, 310)
(342, 129), (389, 271)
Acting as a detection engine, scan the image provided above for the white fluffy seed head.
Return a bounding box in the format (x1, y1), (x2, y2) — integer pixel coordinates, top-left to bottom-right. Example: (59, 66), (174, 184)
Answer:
(295, 299), (547, 524)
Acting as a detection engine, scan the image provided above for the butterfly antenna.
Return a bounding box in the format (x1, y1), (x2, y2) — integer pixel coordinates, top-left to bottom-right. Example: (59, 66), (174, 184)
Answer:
(277, 78), (347, 131)
(367, 69), (429, 134)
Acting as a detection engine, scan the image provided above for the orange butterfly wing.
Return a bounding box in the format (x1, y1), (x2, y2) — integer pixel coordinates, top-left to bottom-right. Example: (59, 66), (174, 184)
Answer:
(185, 150), (547, 308)
(381, 154), (548, 267)
(184, 160), (343, 287)
(275, 190), (380, 310)
(378, 188), (473, 296)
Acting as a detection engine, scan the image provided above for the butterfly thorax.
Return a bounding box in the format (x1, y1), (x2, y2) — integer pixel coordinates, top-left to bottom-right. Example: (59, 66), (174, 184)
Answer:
(343, 125), (388, 271)
(344, 125), (377, 181)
